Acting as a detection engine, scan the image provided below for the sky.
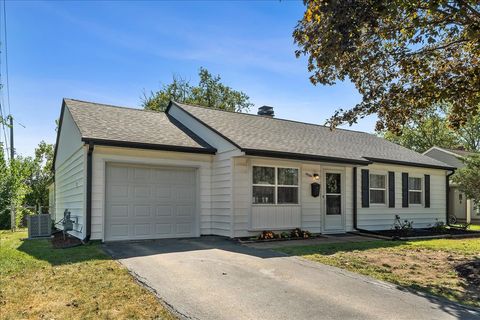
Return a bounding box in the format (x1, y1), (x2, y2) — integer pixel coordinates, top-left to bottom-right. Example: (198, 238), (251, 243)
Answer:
(2, 0), (376, 157)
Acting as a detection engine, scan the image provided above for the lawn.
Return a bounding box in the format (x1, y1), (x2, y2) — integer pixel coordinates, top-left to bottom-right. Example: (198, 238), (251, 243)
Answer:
(277, 237), (480, 308)
(0, 231), (175, 320)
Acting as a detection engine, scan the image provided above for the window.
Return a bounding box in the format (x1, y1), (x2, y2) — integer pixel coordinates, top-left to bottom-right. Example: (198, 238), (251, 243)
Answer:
(369, 174), (386, 204)
(408, 177), (422, 205)
(252, 166), (298, 204)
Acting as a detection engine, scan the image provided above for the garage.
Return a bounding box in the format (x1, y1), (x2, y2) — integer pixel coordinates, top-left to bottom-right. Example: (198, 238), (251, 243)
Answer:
(105, 163), (197, 241)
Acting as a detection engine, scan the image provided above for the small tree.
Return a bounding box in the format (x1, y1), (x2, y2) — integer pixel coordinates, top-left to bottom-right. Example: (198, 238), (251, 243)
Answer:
(142, 67), (253, 112)
(24, 141), (54, 213)
(452, 154), (480, 211)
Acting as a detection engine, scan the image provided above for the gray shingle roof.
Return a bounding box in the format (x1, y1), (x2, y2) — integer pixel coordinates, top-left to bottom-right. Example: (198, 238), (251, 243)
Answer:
(172, 101), (453, 169)
(64, 99), (215, 153)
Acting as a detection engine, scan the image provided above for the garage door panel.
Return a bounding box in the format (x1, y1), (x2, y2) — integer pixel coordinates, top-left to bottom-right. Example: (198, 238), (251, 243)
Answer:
(110, 224), (129, 238)
(177, 205), (194, 217)
(156, 188), (172, 201)
(176, 223), (193, 234)
(134, 185), (151, 198)
(155, 223), (173, 235)
(156, 205), (174, 217)
(134, 224), (150, 236)
(133, 167), (151, 180)
(109, 184), (129, 198)
(106, 164), (197, 241)
(133, 205), (151, 217)
(110, 205), (129, 217)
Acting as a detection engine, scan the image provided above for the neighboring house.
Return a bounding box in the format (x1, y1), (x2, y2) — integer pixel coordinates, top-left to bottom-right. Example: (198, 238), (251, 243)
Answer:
(424, 146), (479, 224)
(52, 98), (454, 241)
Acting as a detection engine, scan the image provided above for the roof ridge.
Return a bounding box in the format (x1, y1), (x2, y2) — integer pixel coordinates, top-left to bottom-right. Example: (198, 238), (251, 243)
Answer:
(64, 98), (161, 114)
(173, 101), (374, 136)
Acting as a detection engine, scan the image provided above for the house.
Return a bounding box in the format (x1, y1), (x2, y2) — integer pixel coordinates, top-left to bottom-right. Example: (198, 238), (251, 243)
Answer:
(51, 98), (454, 241)
(424, 146), (479, 224)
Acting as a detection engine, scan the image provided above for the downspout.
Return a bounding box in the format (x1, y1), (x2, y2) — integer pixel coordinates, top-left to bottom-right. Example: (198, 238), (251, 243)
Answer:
(446, 170), (455, 226)
(353, 167), (358, 230)
(352, 166), (371, 234)
(84, 142), (94, 243)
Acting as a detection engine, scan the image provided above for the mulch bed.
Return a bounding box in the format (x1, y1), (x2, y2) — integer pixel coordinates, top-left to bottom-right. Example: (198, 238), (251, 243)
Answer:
(237, 235), (323, 243)
(455, 260), (480, 287)
(51, 231), (83, 249)
(367, 227), (480, 239)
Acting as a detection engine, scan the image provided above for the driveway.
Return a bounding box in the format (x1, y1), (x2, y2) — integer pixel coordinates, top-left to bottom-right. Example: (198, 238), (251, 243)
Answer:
(104, 237), (480, 320)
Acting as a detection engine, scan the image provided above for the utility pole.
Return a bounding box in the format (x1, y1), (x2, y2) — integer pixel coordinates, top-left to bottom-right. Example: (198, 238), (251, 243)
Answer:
(8, 115), (15, 231)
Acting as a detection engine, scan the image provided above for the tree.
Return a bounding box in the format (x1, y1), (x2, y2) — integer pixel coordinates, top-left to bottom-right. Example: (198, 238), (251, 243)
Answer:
(294, 1), (480, 132)
(452, 154), (480, 211)
(382, 104), (480, 153)
(142, 67), (253, 112)
(457, 113), (480, 151)
(382, 108), (459, 153)
(24, 141), (54, 214)
(0, 144), (10, 228)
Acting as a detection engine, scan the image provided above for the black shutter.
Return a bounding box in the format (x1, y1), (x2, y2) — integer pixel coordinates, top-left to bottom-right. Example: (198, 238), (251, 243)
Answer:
(425, 174), (430, 208)
(388, 171), (395, 208)
(402, 172), (409, 208)
(361, 169), (369, 208)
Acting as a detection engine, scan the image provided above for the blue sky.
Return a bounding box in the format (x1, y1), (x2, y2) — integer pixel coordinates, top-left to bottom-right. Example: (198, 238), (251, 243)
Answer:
(3, 0), (375, 157)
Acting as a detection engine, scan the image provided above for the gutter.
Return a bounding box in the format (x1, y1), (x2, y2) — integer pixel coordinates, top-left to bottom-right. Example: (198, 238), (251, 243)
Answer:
(446, 170), (456, 226)
(353, 167), (358, 230)
(83, 141), (94, 243)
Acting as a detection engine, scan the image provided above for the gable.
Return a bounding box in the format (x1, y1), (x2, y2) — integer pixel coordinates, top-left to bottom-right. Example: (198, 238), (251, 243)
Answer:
(54, 105), (83, 170)
(424, 148), (465, 169)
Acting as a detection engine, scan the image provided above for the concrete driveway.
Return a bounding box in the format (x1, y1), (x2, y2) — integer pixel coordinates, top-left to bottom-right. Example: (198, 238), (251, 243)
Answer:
(104, 237), (480, 320)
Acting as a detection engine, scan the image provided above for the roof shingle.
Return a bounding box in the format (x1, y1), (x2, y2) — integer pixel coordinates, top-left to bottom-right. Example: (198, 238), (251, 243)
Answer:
(173, 101), (453, 169)
(64, 99), (215, 152)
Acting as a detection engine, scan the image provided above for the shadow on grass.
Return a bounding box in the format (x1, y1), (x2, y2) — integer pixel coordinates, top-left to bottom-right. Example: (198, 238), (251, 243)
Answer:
(18, 238), (110, 266)
(277, 239), (405, 256)
(396, 279), (480, 317)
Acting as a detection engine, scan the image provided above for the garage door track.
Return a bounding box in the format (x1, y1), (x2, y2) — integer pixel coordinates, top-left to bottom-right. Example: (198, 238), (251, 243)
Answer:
(104, 237), (479, 320)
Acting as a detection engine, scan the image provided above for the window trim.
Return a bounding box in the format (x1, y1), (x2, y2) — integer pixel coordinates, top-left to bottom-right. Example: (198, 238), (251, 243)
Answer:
(369, 172), (387, 205)
(252, 165), (300, 205)
(408, 176), (423, 206)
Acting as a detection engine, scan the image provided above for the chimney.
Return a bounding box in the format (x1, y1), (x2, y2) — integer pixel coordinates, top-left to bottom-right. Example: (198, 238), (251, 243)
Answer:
(257, 105), (274, 118)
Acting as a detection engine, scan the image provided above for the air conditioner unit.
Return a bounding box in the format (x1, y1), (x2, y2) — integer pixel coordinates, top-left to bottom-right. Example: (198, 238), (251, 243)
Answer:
(27, 214), (52, 238)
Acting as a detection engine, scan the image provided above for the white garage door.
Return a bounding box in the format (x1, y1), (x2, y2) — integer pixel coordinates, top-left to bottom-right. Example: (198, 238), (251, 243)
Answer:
(105, 163), (197, 241)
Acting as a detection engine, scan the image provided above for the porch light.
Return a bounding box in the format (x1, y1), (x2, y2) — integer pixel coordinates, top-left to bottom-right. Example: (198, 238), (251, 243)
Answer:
(313, 174), (320, 181)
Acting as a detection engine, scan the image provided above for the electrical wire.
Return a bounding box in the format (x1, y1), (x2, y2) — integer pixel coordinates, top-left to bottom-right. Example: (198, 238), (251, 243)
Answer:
(0, 0), (9, 159)
(2, 0), (10, 115)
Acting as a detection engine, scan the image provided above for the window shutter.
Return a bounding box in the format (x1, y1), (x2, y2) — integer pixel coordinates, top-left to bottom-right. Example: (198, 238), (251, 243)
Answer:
(388, 171), (395, 208)
(425, 174), (430, 208)
(402, 173), (409, 208)
(361, 169), (369, 208)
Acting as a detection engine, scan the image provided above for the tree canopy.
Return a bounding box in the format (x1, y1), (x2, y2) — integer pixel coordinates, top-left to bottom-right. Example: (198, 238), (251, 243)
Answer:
(0, 141), (54, 229)
(452, 154), (480, 212)
(382, 105), (480, 153)
(142, 67), (253, 112)
(294, 1), (480, 132)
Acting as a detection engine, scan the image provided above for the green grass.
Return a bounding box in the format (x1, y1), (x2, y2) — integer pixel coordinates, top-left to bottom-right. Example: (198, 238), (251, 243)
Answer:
(0, 231), (175, 320)
(277, 238), (480, 308)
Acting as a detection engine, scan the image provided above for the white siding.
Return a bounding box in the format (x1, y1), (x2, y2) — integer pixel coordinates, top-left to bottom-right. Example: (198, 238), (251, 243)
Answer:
(55, 108), (83, 167)
(357, 163), (447, 230)
(90, 146), (213, 240)
(232, 157), (353, 237)
(54, 107), (86, 239)
(300, 163), (322, 233)
(168, 104), (245, 237)
(54, 146), (86, 238)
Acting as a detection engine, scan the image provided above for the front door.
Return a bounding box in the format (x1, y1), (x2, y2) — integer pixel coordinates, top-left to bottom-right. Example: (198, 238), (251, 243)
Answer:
(324, 172), (344, 232)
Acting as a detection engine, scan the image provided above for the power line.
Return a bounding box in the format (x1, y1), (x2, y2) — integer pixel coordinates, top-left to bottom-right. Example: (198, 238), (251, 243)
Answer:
(2, 0), (9, 115)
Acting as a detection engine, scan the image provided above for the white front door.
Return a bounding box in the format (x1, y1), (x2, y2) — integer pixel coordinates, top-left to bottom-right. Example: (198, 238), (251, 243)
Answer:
(324, 171), (344, 232)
